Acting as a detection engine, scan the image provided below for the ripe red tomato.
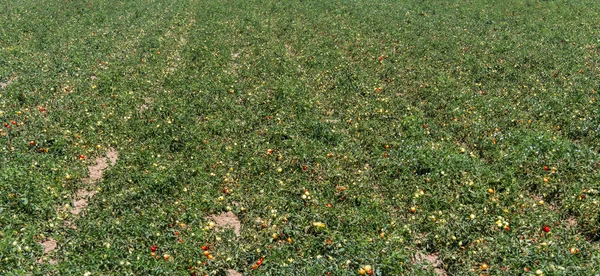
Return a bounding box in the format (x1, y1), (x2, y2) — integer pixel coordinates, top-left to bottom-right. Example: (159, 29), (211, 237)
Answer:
(79, 155), (85, 160)
(542, 225), (550, 233)
(544, 166), (549, 171)
(150, 245), (158, 252)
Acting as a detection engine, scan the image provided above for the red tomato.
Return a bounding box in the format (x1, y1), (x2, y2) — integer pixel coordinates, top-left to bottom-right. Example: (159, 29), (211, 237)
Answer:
(542, 225), (550, 233)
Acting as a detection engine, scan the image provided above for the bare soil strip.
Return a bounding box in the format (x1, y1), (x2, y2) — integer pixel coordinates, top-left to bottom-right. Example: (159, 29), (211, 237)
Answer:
(37, 148), (119, 264)
(208, 212), (243, 275)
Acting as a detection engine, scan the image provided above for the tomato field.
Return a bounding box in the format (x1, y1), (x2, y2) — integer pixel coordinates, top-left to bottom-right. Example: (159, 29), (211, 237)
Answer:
(1, 0), (600, 274)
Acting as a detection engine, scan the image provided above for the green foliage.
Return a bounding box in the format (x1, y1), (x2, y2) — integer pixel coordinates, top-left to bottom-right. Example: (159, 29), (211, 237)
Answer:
(1, 0), (600, 274)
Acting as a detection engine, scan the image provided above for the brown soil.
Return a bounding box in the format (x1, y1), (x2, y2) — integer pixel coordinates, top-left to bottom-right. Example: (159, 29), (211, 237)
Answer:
(413, 252), (446, 275)
(40, 238), (57, 254)
(0, 73), (16, 90)
(208, 212), (243, 274)
(37, 238), (58, 264)
(227, 269), (243, 276)
(87, 154), (109, 182)
(208, 211), (241, 236)
(565, 216), (577, 229)
(106, 147), (119, 166)
(138, 98), (152, 113)
(38, 148), (118, 264)
(71, 148), (118, 216)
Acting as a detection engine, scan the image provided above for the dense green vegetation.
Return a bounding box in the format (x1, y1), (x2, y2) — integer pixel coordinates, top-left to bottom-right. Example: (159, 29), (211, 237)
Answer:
(1, 0), (600, 274)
